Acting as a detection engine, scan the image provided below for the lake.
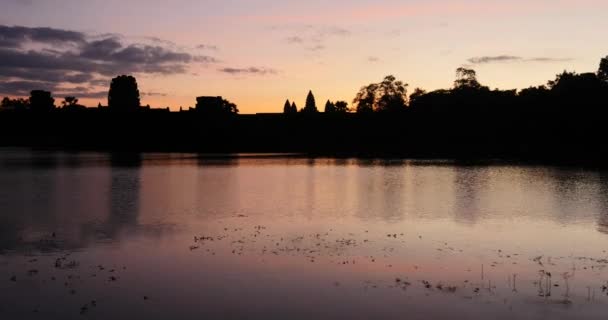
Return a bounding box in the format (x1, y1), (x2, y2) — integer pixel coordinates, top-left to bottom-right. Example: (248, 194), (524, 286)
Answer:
(1, 149), (607, 319)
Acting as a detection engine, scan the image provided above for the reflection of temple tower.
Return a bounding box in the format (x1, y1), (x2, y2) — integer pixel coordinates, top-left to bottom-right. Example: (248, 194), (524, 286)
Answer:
(106, 153), (142, 234)
(78, 153), (146, 243)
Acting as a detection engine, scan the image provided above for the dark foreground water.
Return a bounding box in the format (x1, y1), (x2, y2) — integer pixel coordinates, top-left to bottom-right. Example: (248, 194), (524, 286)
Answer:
(1, 150), (608, 320)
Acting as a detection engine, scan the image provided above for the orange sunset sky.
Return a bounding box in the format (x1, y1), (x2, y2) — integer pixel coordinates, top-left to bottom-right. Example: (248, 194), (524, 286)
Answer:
(1, 0), (608, 113)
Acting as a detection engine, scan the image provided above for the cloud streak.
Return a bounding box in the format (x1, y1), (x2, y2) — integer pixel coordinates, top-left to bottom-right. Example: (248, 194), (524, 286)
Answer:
(196, 44), (219, 51)
(218, 67), (278, 76)
(281, 25), (350, 52)
(468, 55), (523, 64)
(527, 57), (573, 63)
(468, 55), (573, 64)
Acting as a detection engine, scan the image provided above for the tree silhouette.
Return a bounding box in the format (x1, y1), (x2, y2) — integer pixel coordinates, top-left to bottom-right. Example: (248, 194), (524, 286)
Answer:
(1, 97), (29, 110)
(108, 75), (141, 111)
(354, 83), (376, 113)
(547, 71), (607, 110)
(353, 75), (408, 113)
(222, 99), (239, 114)
(61, 96), (86, 111)
(29, 90), (55, 112)
(454, 68), (481, 89)
(518, 85), (549, 101)
(377, 75), (408, 112)
(302, 90), (318, 113)
(0, 97), (9, 109)
(291, 101), (297, 113)
(62, 96), (78, 108)
(334, 101), (349, 113)
(409, 88), (427, 105)
(324, 100), (336, 113)
(195, 96), (239, 115)
(598, 56), (608, 82)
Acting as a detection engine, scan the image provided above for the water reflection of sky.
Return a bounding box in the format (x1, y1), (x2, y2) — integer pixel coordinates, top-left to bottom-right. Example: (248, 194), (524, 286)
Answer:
(1, 150), (608, 319)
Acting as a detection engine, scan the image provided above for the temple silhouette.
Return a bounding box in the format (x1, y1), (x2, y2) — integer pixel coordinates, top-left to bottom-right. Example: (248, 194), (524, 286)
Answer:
(1, 56), (608, 165)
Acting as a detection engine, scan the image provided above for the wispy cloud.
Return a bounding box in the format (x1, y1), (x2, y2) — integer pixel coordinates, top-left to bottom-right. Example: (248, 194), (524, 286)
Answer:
(468, 55), (573, 65)
(468, 55), (523, 64)
(142, 92), (168, 97)
(527, 57), (573, 63)
(285, 36), (304, 44)
(281, 25), (350, 52)
(218, 67), (278, 76)
(317, 26), (350, 38)
(307, 45), (325, 52)
(196, 44), (219, 51)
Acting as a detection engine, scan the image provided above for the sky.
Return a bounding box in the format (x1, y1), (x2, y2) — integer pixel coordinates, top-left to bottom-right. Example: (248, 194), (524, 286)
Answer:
(1, 0), (607, 113)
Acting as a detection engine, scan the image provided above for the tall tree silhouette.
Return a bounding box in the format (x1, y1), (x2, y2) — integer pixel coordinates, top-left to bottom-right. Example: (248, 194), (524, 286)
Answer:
(324, 100), (336, 113)
(29, 90), (55, 112)
(454, 68), (481, 89)
(377, 75), (408, 112)
(598, 56), (608, 82)
(302, 90), (318, 113)
(291, 101), (298, 113)
(334, 101), (349, 113)
(353, 75), (408, 112)
(354, 83), (377, 113)
(108, 75), (141, 111)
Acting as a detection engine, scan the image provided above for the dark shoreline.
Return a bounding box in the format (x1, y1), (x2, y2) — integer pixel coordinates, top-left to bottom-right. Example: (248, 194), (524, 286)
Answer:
(1, 110), (607, 168)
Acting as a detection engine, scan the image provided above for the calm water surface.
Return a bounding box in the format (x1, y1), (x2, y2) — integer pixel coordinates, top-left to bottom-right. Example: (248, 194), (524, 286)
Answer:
(1, 150), (608, 319)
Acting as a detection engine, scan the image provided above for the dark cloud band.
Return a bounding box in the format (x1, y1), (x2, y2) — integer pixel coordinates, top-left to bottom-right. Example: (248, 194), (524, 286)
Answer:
(0, 25), (218, 97)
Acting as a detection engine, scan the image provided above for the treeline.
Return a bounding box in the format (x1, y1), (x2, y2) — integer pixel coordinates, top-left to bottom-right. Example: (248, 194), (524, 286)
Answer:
(0, 57), (608, 164)
(280, 56), (608, 116)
